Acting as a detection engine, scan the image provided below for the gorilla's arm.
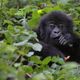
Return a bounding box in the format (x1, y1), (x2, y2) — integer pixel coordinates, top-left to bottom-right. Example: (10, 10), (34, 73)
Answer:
(38, 41), (65, 59)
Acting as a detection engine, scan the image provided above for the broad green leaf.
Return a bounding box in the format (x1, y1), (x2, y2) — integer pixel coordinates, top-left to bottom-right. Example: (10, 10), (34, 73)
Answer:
(32, 43), (42, 51)
(27, 52), (34, 57)
(30, 56), (41, 64)
(32, 73), (47, 80)
(22, 65), (33, 73)
(42, 57), (51, 65)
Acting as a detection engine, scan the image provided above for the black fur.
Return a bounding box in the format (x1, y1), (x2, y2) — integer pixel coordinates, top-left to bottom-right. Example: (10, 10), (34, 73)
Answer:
(35, 11), (80, 63)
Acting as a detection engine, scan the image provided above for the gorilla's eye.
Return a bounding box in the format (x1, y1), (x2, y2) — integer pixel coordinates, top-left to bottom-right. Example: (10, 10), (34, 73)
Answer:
(59, 24), (64, 30)
(59, 24), (63, 27)
(47, 21), (55, 28)
(49, 24), (55, 28)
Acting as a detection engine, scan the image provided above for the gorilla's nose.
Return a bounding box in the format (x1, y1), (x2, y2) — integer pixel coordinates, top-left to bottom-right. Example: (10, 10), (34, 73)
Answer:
(53, 26), (60, 33)
(50, 30), (61, 38)
(54, 31), (60, 33)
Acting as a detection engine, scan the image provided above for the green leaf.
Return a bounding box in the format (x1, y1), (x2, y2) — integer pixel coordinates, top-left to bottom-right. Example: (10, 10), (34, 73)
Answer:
(3, 20), (13, 25)
(42, 57), (51, 65)
(22, 65), (33, 73)
(30, 56), (41, 64)
(32, 43), (42, 51)
(62, 62), (79, 70)
(4, 31), (14, 44)
(43, 71), (53, 80)
(14, 63), (21, 68)
(5, 45), (17, 53)
(32, 73), (47, 80)
(27, 52), (34, 57)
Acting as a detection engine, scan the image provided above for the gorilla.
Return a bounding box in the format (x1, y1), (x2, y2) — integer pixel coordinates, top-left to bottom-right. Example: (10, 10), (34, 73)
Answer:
(35, 11), (80, 63)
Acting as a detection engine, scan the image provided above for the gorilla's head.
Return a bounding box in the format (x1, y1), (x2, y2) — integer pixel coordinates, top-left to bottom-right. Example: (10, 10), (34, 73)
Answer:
(37, 11), (74, 46)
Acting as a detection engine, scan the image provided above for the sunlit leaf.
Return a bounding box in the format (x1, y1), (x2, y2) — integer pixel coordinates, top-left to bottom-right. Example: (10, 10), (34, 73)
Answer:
(32, 43), (42, 51)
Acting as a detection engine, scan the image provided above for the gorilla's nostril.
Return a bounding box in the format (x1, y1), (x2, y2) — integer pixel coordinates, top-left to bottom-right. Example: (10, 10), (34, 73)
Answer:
(54, 31), (59, 33)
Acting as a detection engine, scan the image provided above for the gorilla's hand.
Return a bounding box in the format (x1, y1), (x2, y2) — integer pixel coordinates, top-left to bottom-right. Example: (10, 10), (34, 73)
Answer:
(48, 23), (73, 46)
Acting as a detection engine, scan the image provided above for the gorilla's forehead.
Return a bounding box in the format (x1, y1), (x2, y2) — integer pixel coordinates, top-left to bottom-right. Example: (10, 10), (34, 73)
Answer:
(41, 11), (72, 25)
(47, 21), (61, 25)
(46, 19), (66, 26)
(47, 16), (70, 24)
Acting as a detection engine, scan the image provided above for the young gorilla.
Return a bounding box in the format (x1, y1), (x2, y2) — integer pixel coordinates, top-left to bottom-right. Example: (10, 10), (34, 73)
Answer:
(35, 11), (80, 63)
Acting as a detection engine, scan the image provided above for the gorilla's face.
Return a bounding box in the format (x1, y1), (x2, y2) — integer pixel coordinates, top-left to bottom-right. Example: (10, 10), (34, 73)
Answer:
(46, 21), (73, 46)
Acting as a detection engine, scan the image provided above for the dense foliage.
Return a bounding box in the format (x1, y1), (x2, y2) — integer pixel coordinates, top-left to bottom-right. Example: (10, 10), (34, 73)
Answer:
(0, 0), (80, 80)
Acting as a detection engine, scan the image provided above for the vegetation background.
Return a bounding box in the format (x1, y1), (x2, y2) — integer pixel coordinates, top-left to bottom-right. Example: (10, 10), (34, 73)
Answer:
(0, 0), (80, 80)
